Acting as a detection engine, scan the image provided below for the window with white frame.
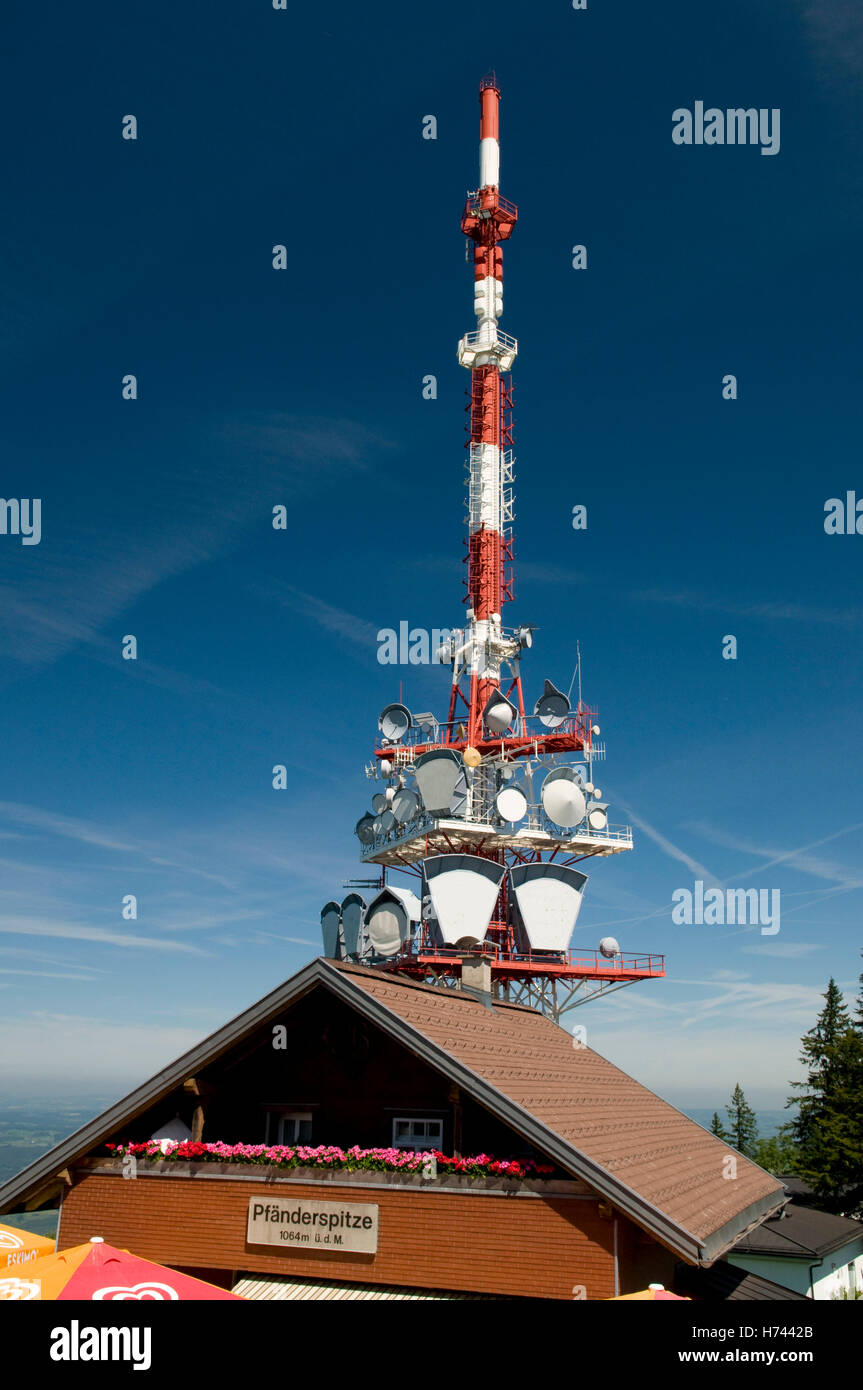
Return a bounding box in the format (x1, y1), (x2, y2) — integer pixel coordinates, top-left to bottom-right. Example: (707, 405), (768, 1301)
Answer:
(392, 1117), (443, 1151)
(267, 1111), (313, 1145)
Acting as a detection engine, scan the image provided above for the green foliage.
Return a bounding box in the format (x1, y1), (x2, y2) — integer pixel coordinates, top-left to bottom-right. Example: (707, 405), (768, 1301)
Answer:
(722, 1083), (759, 1158)
(786, 973), (863, 1210)
(751, 1131), (798, 1175)
(709, 1111), (730, 1143)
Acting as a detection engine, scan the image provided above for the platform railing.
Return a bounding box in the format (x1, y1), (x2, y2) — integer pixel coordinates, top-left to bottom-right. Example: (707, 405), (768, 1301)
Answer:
(394, 941), (666, 977)
(360, 808), (633, 857)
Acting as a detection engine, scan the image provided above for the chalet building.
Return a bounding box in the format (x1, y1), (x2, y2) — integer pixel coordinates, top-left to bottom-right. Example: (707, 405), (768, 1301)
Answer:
(0, 958), (788, 1300)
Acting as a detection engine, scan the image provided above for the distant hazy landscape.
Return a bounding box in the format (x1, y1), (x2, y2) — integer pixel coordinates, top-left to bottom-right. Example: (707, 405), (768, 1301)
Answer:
(0, 1095), (113, 1212)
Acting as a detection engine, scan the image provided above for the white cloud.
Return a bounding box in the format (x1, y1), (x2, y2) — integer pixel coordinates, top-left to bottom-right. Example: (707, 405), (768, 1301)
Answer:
(687, 818), (863, 889)
(0, 916), (205, 955)
(742, 942), (821, 958)
(0, 1014), (203, 1091)
(583, 1017), (803, 1110)
(613, 797), (718, 885)
(632, 585), (863, 627)
(801, 0), (863, 78)
(0, 801), (238, 890)
(265, 581), (380, 649)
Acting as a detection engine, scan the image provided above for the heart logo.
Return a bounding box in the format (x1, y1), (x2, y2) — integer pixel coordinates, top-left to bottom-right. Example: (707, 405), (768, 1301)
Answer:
(92, 1281), (179, 1301)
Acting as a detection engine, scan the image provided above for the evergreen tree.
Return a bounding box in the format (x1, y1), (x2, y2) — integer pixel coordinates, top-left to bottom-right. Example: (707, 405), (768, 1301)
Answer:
(787, 976), (863, 1211)
(709, 1111), (730, 1142)
(725, 1083), (759, 1158)
(800, 977), (851, 1062)
(788, 978), (851, 1149)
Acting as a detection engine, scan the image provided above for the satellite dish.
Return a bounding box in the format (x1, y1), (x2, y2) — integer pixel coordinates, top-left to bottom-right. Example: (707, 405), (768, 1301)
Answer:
(599, 936), (620, 958)
(379, 759), (393, 778)
(320, 901), (343, 960)
(392, 787), (420, 824)
(414, 749), (464, 816)
(340, 893), (366, 958)
(355, 814), (376, 845)
(379, 885), (422, 921)
(534, 680), (570, 730)
(541, 767), (586, 829)
(508, 863), (589, 952)
(422, 854), (506, 946)
(378, 703), (412, 743)
(542, 764), (573, 783)
(463, 746), (482, 769)
(379, 809), (396, 831)
(592, 725), (601, 736)
(414, 711), (439, 738)
(586, 801), (608, 831)
(365, 888), (409, 958)
(495, 786), (527, 823)
(483, 691), (517, 734)
(593, 787), (602, 799)
(371, 792), (388, 814)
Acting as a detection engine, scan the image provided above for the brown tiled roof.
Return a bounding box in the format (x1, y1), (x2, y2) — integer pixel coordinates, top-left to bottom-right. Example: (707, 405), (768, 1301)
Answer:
(325, 961), (784, 1260)
(0, 955), (784, 1264)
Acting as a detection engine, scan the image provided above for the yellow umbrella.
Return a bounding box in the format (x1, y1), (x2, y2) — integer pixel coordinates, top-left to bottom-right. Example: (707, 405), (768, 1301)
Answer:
(0, 1222), (55, 1270)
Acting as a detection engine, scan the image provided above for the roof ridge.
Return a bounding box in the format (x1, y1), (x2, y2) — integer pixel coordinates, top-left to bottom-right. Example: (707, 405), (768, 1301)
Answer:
(320, 958), (545, 1016)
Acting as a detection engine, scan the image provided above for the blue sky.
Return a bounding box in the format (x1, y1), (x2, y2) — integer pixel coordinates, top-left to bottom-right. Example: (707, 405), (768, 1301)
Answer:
(0, 0), (861, 1114)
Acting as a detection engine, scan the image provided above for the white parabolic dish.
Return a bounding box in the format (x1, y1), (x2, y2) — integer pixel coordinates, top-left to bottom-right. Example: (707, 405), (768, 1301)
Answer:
(541, 775), (586, 829)
(495, 786), (527, 822)
(367, 902), (405, 957)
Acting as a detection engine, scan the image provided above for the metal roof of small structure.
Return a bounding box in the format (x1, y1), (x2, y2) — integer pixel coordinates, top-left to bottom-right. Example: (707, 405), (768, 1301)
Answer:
(674, 1260), (810, 1302)
(731, 1201), (863, 1260)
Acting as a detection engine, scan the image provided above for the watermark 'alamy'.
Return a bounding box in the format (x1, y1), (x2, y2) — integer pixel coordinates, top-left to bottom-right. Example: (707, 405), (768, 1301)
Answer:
(824, 492), (863, 534)
(0, 498), (41, 545)
(672, 103), (780, 156)
(672, 881), (779, 935)
(378, 623), (453, 665)
(50, 1322), (152, 1371)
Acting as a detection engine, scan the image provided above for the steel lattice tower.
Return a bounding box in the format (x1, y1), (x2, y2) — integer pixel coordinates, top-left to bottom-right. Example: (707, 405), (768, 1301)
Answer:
(324, 76), (665, 1024)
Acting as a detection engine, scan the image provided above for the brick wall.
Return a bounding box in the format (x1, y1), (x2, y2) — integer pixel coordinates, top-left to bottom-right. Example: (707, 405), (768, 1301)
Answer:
(59, 1171), (618, 1299)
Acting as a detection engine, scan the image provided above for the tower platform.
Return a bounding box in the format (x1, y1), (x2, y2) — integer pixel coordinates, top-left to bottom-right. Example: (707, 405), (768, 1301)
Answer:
(360, 816), (633, 868)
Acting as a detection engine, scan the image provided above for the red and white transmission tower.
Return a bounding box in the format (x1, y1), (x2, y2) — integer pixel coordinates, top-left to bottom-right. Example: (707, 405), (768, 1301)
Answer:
(322, 75), (665, 1024)
(455, 73), (519, 748)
